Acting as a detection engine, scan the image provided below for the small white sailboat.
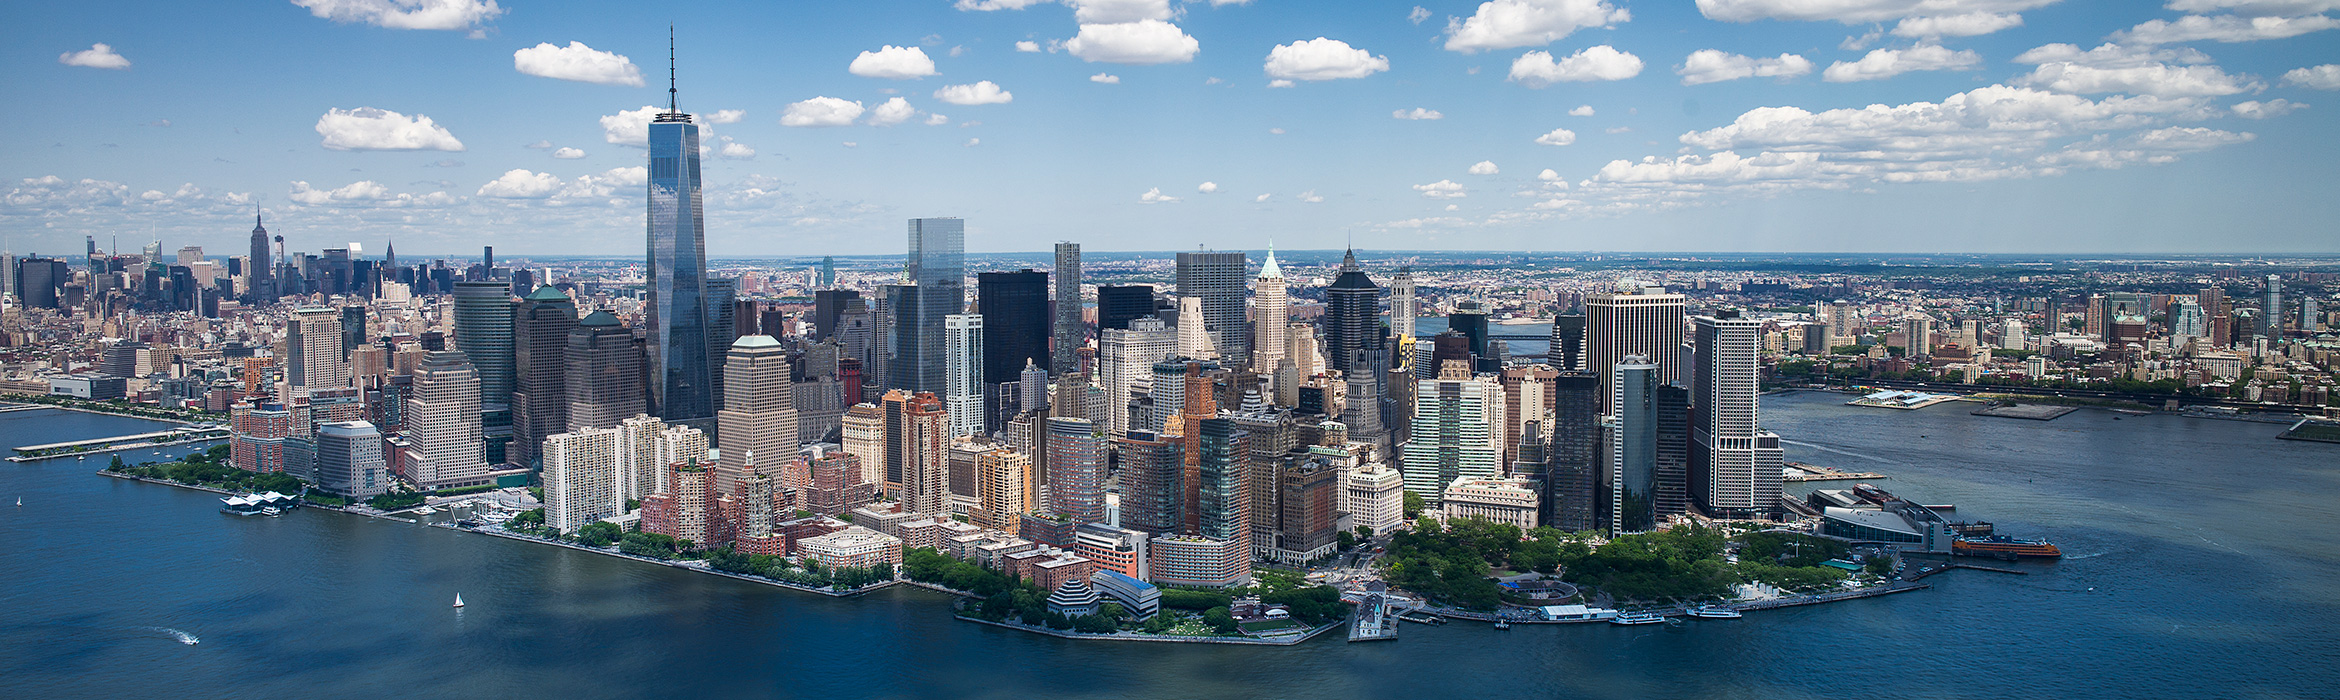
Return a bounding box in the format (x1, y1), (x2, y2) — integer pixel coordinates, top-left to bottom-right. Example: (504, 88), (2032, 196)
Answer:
(15, 496), (21, 507)
(452, 593), (465, 608)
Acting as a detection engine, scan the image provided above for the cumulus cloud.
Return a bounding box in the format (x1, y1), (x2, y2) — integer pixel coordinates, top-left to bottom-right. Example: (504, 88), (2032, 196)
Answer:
(59, 43), (131, 69)
(1297, 190), (1324, 203)
(1535, 127), (1578, 145)
(1065, 20), (1200, 64)
(598, 106), (666, 146)
(955, 0), (1053, 9)
(2013, 42), (2212, 68)
(708, 109), (745, 124)
(475, 169), (562, 198)
(1569, 105), (1596, 116)
(1268, 79), (1295, 88)
(1415, 179), (1468, 198)
(2166, 0), (2340, 13)
(552, 147), (585, 159)
(1892, 11), (2024, 37)
(718, 138), (755, 158)
(1255, 193), (1273, 202)
(1823, 45), (1980, 82)
(524, 140), (553, 149)
(1394, 108), (1445, 120)
(290, 179), (456, 207)
(1469, 161), (1501, 175)
(1443, 0), (1632, 53)
(316, 107), (464, 151)
(782, 97), (866, 127)
(512, 41), (643, 86)
(926, 113), (951, 125)
(291, 0), (504, 31)
(1016, 40), (1042, 52)
(1092, 73), (1122, 83)
(849, 45), (940, 79)
(2283, 64), (2340, 88)
(1198, 181), (1220, 193)
(1411, 6), (1433, 23)
(868, 97), (917, 126)
(1264, 38), (1390, 81)
(934, 81), (1014, 105)
(966, 137), (982, 147)
(1677, 50), (1813, 85)
(1139, 187), (1179, 203)
(1695, 0), (2057, 24)
(2230, 98), (2305, 118)
(474, 166), (645, 202)
(1510, 45), (1643, 87)
(1068, 0), (1177, 23)
(2018, 60), (2261, 98)
(2115, 14), (2340, 44)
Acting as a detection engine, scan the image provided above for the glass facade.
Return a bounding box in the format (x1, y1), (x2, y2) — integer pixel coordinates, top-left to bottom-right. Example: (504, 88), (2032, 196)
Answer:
(647, 113), (712, 422)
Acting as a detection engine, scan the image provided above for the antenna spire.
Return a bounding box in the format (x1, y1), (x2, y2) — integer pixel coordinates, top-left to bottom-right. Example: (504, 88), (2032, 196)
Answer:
(667, 25), (678, 115)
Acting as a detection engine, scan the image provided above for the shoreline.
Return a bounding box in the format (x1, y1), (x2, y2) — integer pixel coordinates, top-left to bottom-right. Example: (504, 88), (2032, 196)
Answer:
(953, 614), (1344, 646)
(0, 397), (210, 426)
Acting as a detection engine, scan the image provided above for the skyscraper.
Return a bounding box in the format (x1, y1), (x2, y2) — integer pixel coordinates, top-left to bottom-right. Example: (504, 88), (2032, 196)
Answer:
(1098, 317), (1176, 437)
(813, 289), (859, 341)
(1399, 361), (1504, 507)
(1175, 250), (1249, 368)
(1253, 246), (1288, 376)
(287, 307), (349, 389)
(897, 391), (950, 513)
(1584, 283), (1686, 398)
(890, 218), (965, 395)
(314, 421), (387, 499)
(1323, 249), (1383, 380)
(452, 280), (516, 464)
(247, 213), (273, 304)
(1046, 417), (1106, 524)
(1054, 242), (1083, 376)
(977, 270), (1049, 386)
(1549, 313), (1586, 371)
(1176, 295), (1217, 360)
(404, 350), (488, 490)
(2263, 274), (2283, 338)
(705, 276), (739, 409)
(1607, 358), (1659, 534)
(1544, 371), (1601, 531)
(715, 335), (796, 496)
(1096, 285), (1156, 332)
(943, 314), (985, 438)
(512, 286), (578, 468)
(1690, 312), (1783, 519)
(1389, 265), (1418, 340)
(565, 310), (647, 432)
(544, 428), (621, 533)
(646, 52), (713, 424)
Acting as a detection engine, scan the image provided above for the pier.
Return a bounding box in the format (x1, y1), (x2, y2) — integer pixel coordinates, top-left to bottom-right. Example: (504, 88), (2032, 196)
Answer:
(11, 426), (231, 461)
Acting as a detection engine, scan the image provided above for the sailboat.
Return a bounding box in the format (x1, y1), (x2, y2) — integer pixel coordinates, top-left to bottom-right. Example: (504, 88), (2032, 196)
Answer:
(452, 593), (465, 608)
(14, 496), (20, 507)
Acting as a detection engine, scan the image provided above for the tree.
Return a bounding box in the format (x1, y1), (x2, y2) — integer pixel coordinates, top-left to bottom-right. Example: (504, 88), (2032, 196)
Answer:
(1203, 607), (1237, 634)
(1355, 525), (1375, 541)
(1336, 530), (1356, 551)
(873, 562), (894, 580)
(109, 455), (127, 471)
(577, 521), (623, 547)
(1100, 602), (1126, 621)
(1402, 490), (1425, 519)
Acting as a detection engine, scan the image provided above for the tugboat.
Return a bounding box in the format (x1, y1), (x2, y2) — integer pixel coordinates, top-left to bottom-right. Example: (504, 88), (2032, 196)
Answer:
(1954, 535), (2063, 559)
(1686, 606), (1742, 619)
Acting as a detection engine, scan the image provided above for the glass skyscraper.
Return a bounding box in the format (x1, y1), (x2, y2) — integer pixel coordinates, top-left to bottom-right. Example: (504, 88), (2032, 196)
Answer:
(1174, 250), (1249, 368)
(646, 100), (712, 423)
(891, 218), (964, 395)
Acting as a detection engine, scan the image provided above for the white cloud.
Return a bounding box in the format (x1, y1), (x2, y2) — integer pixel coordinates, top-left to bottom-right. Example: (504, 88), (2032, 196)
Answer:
(473, 166), (645, 202)
(706, 110), (745, 124)
(2019, 61), (2261, 98)
(2165, 0), (2340, 15)
(955, 0), (1053, 9)
(966, 137), (982, 147)
(1410, 6), (1432, 24)
(1068, 0), (1176, 23)
(2283, 64), (2340, 88)
(512, 41), (643, 86)
(1198, 181), (1220, 193)
(291, 0), (504, 30)
(1539, 168), (1565, 181)
(1677, 50), (1813, 85)
(926, 113), (951, 125)
(1535, 127), (1578, 145)
(1255, 193), (1273, 202)
(524, 140), (552, 148)
(1264, 38), (1390, 81)
(1695, 0), (2057, 24)
(719, 138), (756, 158)
(867, 97), (917, 126)
(1269, 127), (1287, 134)
(1569, 104), (1595, 116)
(1139, 187), (1179, 203)
(552, 147), (585, 159)
(1091, 73), (1122, 83)
(1415, 180), (1468, 198)
(1443, 0), (1632, 53)
(290, 179), (456, 207)
(1297, 190), (1324, 203)
(1823, 45), (1980, 82)
(849, 45), (940, 79)
(1065, 20), (1200, 64)
(1606, 126), (1632, 134)
(316, 107), (464, 151)
(1267, 79), (1296, 88)
(59, 43), (130, 69)
(1892, 11), (2024, 38)
(476, 169), (562, 198)
(2115, 14), (2340, 44)
(1510, 45), (1644, 87)
(2230, 98), (2305, 118)
(2013, 42), (2212, 68)
(1469, 160), (1501, 175)
(934, 81), (1014, 105)
(1394, 108), (1445, 120)
(782, 97), (866, 127)
(1016, 41), (1042, 52)
(597, 105), (697, 146)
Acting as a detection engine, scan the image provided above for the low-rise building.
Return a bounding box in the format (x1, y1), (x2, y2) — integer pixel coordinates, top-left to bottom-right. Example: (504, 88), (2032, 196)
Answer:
(1146, 535), (1251, 589)
(1089, 569), (1161, 620)
(1070, 523), (1149, 581)
(1440, 476), (1541, 530)
(796, 526), (904, 570)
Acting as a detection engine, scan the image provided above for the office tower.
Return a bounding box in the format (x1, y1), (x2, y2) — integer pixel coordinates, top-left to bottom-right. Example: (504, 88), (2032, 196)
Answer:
(314, 421), (387, 499)
(975, 449), (1034, 532)
(2202, 286), (2231, 347)
(1192, 415), (1249, 545)
(1342, 353), (1390, 451)
(1400, 361), (1504, 507)
(1607, 358), (1659, 534)
(2085, 294), (2110, 339)
(1175, 295), (1218, 360)
(2263, 275), (2283, 337)
(1449, 300), (1491, 358)
(565, 311), (647, 431)
(646, 62), (713, 424)
(1323, 249), (1382, 379)
(977, 270), (1049, 385)
(1499, 364), (1558, 469)
(1018, 359), (1051, 415)
(840, 403), (886, 490)
(1175, 250), (1249, 367)
(1653, 384), (1690, 519)
(1253, 247), (1289, 378)
(1045, 417), (1106, 523)
(813, 289), (859, 341)
(716, 335), (796, 496)
(404, 350), (489, 490)
(339, 306), (367, 361)
(1584, 283), (1687, 398)
(1690, 312), (1784, 519)
(1549, 313), (1586, 371)
(1096, 284), (1156, 331)
(706, 277), (739, 406)
(893, 218), (966, 395)
(1149, 360), (1193, 436)
(897, 391), (949, 513)
(1114, 430), (1180, 534)
(2001, 316), (2031, 350)
(512, 286), (578, 468)
(287, 307), (350, 389)
(246, 214), (273, 303)
(1389, 265), (1417, 340)
(544, 428), (622, 533)
(1271, 457), (1340, 562)
(452, 280), (516, 464)
(817, 255), (836, 287)
(2305, 298), (2323, 332)
(1286, 323), (1324, 378)
(942, 314), (985, 438)
(837, 296), (879, 390)
(1054, 242), (1083, 376)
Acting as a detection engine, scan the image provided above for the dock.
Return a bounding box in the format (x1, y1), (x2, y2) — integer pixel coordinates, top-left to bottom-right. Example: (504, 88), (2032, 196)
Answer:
(1783, 462), (1889, 482)
(11, 426), (231, 461)
(1847, 389), (1962, 410)
(1971, 404), (2077, 421)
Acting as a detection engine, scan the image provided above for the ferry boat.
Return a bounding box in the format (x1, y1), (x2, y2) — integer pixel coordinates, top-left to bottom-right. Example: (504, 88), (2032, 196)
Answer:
(1686, 606), (1742, 619)
(1609, 612), (1667, 626)
(1953, 535), (2063, 559)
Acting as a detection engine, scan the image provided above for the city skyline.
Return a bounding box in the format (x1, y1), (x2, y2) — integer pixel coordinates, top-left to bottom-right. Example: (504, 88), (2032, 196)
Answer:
(8, 1), (2340, 257)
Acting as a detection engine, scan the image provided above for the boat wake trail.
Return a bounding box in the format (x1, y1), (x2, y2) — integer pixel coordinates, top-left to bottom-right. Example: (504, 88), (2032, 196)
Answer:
(2062, 551), (2108, 561)
(147, 627), (199, 645)
(1777, 439), (1904, 465)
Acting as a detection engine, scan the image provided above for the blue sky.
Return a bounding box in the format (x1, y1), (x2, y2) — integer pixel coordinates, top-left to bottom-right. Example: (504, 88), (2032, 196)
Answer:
(5, 0), (2337, 257)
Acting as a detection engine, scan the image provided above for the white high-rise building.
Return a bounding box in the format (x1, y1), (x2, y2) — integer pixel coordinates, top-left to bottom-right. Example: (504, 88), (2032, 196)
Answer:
(716, 335), (796, 495)
(2000, 316), (2030, 350)
(1287, 323), (1323, 378)
(1389, 266), (1418, 340)
(943, 314), (985, 438)
(841, 404), (886, 490)
(1252, 247), (1288, 376)
(403, 350), (488, 489)
(1901, 316), (1933, 356)
(288, 307), (350, 389)
(1584, 284), (1687, 398)
(1399, 361), (1505, 507)
(1345, 461), (1406, 536)
(314, 421), (386, 499)
(614, 415), (666, 503)
(1098, 317), (1177, 436)
(544, 428), (621, 533)
(1176, 295), (1217, 360)
(652, 423), (708, 496)
(1690, 313), (1784, 519)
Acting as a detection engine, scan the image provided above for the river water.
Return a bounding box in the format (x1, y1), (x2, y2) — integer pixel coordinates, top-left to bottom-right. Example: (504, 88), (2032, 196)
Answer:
(2, 395), (2333, 699)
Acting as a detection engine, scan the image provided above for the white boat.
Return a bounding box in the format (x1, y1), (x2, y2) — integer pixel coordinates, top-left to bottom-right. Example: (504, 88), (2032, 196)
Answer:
(453, 593), (465, 608)
(1609, 612), (1667, 626)
(14, 496), (19, 507)
(1687, 606), (1742, 619)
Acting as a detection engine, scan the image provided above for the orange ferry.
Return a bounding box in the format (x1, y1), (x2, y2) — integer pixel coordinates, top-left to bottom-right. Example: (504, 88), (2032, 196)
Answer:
(1953, 535), (2063, 559)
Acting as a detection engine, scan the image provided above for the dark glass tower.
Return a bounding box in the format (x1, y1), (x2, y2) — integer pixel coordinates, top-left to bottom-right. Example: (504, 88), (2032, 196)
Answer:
(1324, 249), (1383, 377)
(453, 280), (516, 465)
(512, 285), (578, 469)
(1053, 242), (1082, 376)
(1096, 285), (1156, 331)
(977, 269), (1049, 386)
(646, 43), (712, 423)
(891, 218), (964, 394)
(1174, 250), (1249, 367)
